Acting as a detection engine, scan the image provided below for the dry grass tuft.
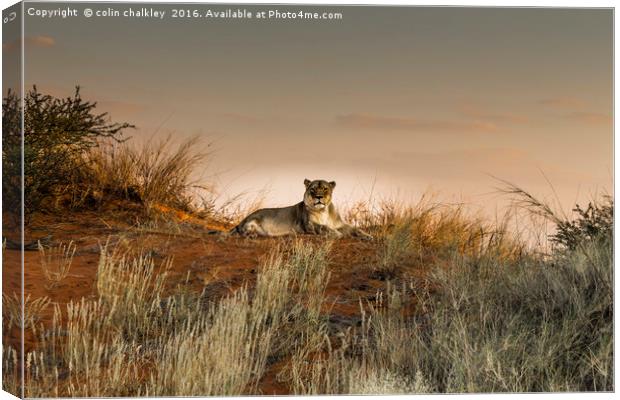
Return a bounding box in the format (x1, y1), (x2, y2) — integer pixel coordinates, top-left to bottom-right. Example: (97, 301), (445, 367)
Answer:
(38, 240), (76, 289)
(2, 293), (52, 330)
(291, 224), (612, 394)
(79, 135), (213, 217)
(2, 346), (20, 396)
(350, 195), (524, 264)
(9, 239), (335, 396)
(375, 218), (414, 279)
(146, 289), (273, 396)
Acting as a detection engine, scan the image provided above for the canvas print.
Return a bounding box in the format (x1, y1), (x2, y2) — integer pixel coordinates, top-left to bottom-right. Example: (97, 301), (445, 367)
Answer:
(1, 2), (613, 397)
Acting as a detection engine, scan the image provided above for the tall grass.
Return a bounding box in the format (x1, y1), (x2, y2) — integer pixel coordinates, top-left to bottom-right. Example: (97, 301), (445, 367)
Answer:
(7, 193), (613, 395)
(2, 293), (51, 330)
(8, 239), (335, 396)
(96, 246), (171, 342)
(293, 196), (613, 394)
(292, 231), (611, 393)
(375, 218), (414, 279)
(351, 196), (523, 263)
(146, 289), (272, 396)
(79, 135), (213, 216)
(2, 346), (20, 395)
(38, 240), (76, 289)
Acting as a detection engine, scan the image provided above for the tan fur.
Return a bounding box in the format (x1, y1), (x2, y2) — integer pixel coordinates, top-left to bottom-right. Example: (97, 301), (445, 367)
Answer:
(229, 179), (372, 240)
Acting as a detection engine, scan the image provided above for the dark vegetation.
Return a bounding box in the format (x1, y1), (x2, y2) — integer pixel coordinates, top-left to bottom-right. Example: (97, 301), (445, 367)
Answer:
(2, 87), (214, 222)
(3, 87), (133, 219)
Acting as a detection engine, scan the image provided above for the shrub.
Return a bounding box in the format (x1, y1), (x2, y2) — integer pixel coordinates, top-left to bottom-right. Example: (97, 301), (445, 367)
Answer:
(498, 180), (613, 251)
(2, 89), (22, 220)
(2, 87), (133, 217)
(552, 196), (613, 250)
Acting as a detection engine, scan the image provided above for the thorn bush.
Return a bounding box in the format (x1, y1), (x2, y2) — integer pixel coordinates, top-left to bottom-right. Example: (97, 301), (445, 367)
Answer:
(551, 196), (613, 250)
(2, 86), (134, 218)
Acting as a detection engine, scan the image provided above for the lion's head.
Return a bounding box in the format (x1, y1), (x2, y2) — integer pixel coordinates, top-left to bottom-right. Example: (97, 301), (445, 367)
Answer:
(303, 179), (336, 211)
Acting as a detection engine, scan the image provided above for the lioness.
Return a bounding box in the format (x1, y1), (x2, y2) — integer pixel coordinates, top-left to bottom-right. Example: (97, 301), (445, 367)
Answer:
(229, 179), (371, 239)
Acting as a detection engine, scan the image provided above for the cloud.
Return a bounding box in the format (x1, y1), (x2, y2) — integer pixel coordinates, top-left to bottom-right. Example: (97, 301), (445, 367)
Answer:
(458, 104), (529, 124)
(565, 111), (612, 126)
(539, 97), (585, 109)
(351, 147), (592, 185)
(26, 35), (55, 48)
(215, 112), (319, 134)
(3, 35), (55, 52)
(2, 41), (14, 52)
(335, 113), (500, 134)
(1, 38), (22, 52)
(391, 147), (531, 170)
(537, 97), (610, 125)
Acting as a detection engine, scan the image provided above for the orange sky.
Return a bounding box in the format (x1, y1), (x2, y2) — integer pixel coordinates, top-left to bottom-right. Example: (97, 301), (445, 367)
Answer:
(9, 5), (614, 215)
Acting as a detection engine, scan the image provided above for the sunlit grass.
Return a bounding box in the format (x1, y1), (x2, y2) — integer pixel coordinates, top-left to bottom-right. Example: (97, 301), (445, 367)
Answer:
(4, 193), (613, 396)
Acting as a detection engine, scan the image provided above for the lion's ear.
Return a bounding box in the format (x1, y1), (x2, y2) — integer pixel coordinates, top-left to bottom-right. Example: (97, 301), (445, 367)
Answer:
(329, 181), (336, 189)
(304, 179), (311, 188)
